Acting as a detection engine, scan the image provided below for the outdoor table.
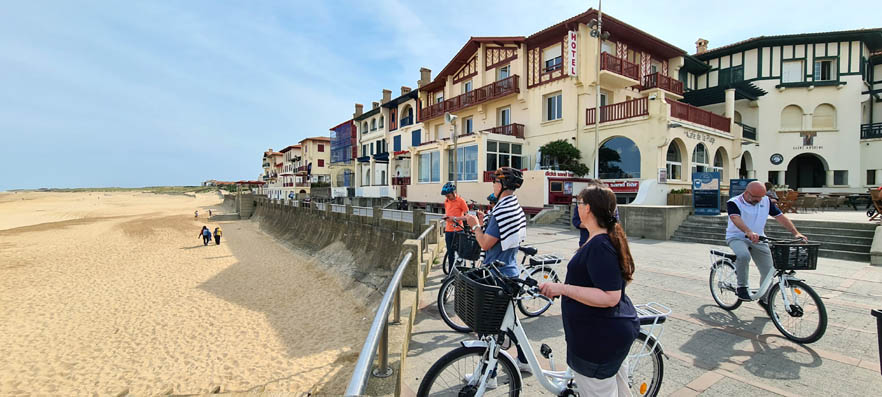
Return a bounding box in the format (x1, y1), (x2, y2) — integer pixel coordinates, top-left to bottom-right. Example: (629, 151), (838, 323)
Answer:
(846, 194), (872, 210)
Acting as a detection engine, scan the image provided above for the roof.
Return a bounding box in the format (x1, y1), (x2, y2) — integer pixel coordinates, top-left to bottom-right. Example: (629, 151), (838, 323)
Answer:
(353, 106), (381, 121)
(299, 136), (331, 144)
(279, 144), (301, 153)
(329, 119), (353, 131)
(527, 9), (686, 59)
(420, 36), (525, 92)
(695, 28), (882, 59)
(382, 89), (419, 108)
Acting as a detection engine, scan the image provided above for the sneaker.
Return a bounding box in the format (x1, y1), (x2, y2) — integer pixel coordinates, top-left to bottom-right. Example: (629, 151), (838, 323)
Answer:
(463, 374), (497, 390)
(736, 287), (752, 301)
(757, 299), (769, 312)
(517, 361), (533, 374)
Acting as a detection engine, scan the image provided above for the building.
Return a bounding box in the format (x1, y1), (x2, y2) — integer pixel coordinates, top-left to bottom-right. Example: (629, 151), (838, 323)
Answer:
(329, 118), (357, 200)
(260, 149), (284, 199)
(354, 91), (395, 199)
(383, 86), (421, 200)
(686, 29), (882, 192)
(279, 144), (302, 198)
(299, 136), (332, 195)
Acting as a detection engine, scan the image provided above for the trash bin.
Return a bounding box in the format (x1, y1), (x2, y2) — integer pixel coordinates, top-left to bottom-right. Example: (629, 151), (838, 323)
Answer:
(873, 309), (882, 376)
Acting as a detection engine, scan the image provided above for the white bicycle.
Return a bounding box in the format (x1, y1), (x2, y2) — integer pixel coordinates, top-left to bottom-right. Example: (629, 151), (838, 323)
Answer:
(418, 265), (670, 396)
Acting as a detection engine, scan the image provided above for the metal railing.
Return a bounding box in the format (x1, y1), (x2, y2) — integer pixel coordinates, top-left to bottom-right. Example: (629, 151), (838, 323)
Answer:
(382, 209), (414, 223)
(425, 212), (444, 225)
(331, 204), (346, 213)
(346, 222), (438, 396)
(315, 202), (327, 211)
(737, 122), (757, 140)
(861, 122), (882, 139)
(353, 206), (373, 217)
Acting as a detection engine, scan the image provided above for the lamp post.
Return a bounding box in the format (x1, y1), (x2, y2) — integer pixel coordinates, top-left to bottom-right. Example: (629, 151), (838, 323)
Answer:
(445, 112), (459, 187)
(589, 1), (608, 179)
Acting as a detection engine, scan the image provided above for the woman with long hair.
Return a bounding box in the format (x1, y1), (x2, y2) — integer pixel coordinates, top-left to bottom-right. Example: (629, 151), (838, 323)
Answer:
(539, 185), (638, 396)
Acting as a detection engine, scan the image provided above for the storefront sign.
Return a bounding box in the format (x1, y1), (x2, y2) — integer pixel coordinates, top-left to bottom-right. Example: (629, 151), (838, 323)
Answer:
(692, 172), (721, 215)
(683, 130), (716, 144)
(545, 170), (574, 177)
(658, 168), (667, 183)
(604, 180), (639, 193)
(567, 30), (578, 76)
(729, 178), (756, 198)
(770, 153), (783, 165)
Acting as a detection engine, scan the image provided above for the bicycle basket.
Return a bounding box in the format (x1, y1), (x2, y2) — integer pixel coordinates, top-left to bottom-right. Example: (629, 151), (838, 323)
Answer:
(769, 242), (820, 270)
(454, 231), (482, 261)
(454, 268), (514, 335)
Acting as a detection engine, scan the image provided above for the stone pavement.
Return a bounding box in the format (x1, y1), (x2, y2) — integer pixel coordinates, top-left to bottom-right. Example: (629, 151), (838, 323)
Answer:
(401, 225), (882, 396)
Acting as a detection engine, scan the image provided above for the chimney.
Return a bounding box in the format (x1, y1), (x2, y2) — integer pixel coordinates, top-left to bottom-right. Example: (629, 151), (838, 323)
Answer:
(354, 103), (363, 118)
(401, 86), (411, 95)
(372, 101), (380, 109)
(382, 89), (392, 103)
(695, 38), (709, 54)
(418, 67), (432, 87)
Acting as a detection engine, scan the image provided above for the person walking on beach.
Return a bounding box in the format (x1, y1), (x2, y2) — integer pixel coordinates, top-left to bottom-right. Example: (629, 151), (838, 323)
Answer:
(209, 209), (212, 217)
(213, 226), (222, 245)
(194, 210), (199, 218)
(199, 226), (211, 246)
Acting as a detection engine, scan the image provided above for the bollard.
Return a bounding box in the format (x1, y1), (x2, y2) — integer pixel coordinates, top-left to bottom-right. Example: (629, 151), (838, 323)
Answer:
(372, 324), (393, 378)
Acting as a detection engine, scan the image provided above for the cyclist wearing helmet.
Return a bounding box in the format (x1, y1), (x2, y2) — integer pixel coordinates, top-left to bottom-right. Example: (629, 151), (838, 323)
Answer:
(441, 182), (469, 271)
(464, 167), (526, 277)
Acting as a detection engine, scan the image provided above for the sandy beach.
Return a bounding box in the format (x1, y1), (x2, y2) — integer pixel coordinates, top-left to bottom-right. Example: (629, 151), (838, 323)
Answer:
(0, 191), (371, 395)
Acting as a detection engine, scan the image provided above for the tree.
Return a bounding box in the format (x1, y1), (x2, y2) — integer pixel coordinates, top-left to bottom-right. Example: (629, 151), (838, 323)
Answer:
(539, 140), (590, 176)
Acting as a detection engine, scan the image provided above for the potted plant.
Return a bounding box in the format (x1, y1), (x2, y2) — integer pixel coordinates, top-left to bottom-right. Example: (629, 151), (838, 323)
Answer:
(667, 188), (692, 206)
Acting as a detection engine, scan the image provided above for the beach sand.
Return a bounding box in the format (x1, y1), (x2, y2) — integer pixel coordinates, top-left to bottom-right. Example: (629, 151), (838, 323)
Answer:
(0, 191), (371, 395)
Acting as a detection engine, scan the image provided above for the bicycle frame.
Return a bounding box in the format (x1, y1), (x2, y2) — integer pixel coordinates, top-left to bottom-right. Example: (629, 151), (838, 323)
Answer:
(710, 250), (803, 306)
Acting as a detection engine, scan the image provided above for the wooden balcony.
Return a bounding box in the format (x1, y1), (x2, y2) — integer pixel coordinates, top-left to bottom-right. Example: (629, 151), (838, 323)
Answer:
(861, 122), (882, 139)
(670, 101), (731, 133)
(419, 75), (519, 122)
(482, 123), (525, 139)
(392, 177), (411, 186)
(599, 52), (639, 88)
(586, 98), (649, 125)
(640, 72), (683, 95)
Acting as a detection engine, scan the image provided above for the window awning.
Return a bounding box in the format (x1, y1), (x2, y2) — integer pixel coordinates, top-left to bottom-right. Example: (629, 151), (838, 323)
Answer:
(373, 152), (390, 163)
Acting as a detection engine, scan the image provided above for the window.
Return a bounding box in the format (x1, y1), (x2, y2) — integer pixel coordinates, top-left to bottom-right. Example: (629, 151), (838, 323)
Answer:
(868, 170), (876, 186)
(370, 142), (375, 155)
(498, 107), (511, 126)
(692, 144), (709, 174)
(497, 65), (510, 81)
(448, 145), (479, 181)
(371, 118), (377, 131)
(834, 170), (848, 186)
(463, 117), (473, 134)
(782, 60), (804, 83)
(411, 129), (421, 146)
(318, 159), (324, 167)
(679, 68), (689, 89)
(814, 59), (837, 81)
(379, 115), (384, 128)
(543, 44), (562, 72)
(719, 66), (743, 85)
(463, 80), (473, 93)
(713, 149), (724, 179)
(781, 105), (803, 130)
(393, 135), (401, 152)
(435, 92), (443, 104)
(362, 144), (367, 156)
(666, 143), (682, 180)
(362, 122), (368, 134)
(419, 151), (441, 183)
(598, 137), (641, 179)
(812, 104), (836, 129)
(487, 141), (524, 171)
(544, 92), (562, 121)
(318, 144), (324, 152)
(650, 60), (662, 74)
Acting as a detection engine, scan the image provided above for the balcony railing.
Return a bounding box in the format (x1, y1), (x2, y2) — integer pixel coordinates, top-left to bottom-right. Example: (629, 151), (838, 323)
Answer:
(295, 182), (310, 187)
(736, 122), (757, 140)
(600, 52), (639, 81)
(419, 75), (519, 121)
(861, 122), (882, 139)
(482, 123), (525, 138)
(640, 72), (684, 95)
(586, 97), (649, 125)
(669, 101), (731, 133)
(392, 176), (411, 186)
(399, 116), (413, 127)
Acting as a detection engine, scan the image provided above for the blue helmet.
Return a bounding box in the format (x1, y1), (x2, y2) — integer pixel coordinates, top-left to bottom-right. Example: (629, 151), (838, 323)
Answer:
(441, 182), (456, 195)
(487, 193), (498, 205)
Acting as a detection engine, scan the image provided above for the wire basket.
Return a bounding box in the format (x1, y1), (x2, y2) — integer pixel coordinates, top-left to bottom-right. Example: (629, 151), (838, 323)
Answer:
(769, 242), (820, 270)
(454, 268), (513, 335)
(454, 231), (482, 261)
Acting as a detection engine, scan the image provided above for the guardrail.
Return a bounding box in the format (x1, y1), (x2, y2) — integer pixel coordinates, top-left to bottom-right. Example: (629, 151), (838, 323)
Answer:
(353, 206), (373, 217)
(331, 204), (346, 213)
(425, 212), (444, 225)
(382, 209), (413, 223)
(315, 202), (327, 211)
(345, 222), (438, 396)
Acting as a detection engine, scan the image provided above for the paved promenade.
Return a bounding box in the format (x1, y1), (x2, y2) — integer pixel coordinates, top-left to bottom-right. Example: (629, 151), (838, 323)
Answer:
(402, 225), (882, 396)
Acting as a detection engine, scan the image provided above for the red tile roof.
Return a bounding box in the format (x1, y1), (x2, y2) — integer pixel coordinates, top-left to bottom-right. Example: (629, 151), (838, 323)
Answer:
(420, 37), (525, 92)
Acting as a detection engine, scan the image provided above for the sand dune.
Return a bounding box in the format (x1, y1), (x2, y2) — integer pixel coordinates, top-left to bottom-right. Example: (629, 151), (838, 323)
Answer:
(0, 192), (371, 395)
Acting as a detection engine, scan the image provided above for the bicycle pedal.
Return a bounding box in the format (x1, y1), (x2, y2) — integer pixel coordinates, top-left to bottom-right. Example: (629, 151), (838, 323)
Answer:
(540, 343), (552, 359)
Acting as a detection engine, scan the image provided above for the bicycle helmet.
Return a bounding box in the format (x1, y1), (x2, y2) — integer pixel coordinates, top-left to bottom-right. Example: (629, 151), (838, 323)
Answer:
(493, 167), (523, 191)
(487, 193), (498, 205)
(440, 182), (456, 195)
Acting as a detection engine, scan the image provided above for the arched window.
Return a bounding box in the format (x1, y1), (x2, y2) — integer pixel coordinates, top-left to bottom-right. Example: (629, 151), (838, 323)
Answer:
(734, 111), (743, 124)
(379, 115), (385, 128)
(371, 118), (377, 130)
(812, 104), (836, 129)
(666, 143), (682, 180)
(598, 137), (641, 179)
(362, 122), (368, 134)
(713, 148), (726, 180)
(780, 105), (803, 130)
(692, 143), (709, 174)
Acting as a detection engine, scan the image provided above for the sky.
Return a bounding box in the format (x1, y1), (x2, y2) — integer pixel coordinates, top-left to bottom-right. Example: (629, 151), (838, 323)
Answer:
(0, 0), (878, 190)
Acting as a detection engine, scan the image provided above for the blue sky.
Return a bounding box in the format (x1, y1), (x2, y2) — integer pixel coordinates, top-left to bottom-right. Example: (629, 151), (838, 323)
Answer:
(0, 0), (877, 190)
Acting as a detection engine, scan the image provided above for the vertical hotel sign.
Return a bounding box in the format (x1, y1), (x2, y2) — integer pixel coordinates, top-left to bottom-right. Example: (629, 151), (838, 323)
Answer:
(567, 30), (578, 76)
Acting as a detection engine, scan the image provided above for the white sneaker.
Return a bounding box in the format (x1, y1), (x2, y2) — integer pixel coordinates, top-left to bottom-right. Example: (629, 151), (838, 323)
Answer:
(463, 374), (498, 390)
(517, 361), (533, 374)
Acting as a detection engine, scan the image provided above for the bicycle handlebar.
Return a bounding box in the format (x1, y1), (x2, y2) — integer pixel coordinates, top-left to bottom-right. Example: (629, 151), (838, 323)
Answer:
(748, 234), (807, 244)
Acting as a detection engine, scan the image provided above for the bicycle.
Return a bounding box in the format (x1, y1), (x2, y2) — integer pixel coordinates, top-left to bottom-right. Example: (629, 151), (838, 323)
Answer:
(438, 246), (563, 332)
(418, 265), (670, 396)
(708, 235), (827, 344)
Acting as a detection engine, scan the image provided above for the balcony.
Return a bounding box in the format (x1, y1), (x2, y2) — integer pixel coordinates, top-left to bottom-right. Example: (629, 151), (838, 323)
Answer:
(670, 101), (731, 133)
(399, 116), (413, 127)
(599, 52), (639, 88)
(737, 122), (757, 141)
(392, 176), (411, 186)
(640, 72), (683, 96)
(861, 122), (882, 139)
(419, 75), (519, 121)
(295, 181), (310, 187)
(262, 163), (270, 167)
(586, 97), (649, 125)
(482, 123), (525, 139)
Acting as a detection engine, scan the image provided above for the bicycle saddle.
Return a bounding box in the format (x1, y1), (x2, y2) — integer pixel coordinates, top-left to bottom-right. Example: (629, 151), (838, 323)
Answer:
(710, 249), (737, 261)
(518, 246), (538, 256)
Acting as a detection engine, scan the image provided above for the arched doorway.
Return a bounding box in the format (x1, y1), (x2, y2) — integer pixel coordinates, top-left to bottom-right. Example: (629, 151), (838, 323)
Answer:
(786, 153), (826, 189)
(739, 152), (753, 179)
(598, 137), (641, 179)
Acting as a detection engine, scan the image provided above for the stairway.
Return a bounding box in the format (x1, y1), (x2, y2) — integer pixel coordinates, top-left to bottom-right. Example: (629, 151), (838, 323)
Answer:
(671, 215), (876, 262)
(552, 205), (574, 228)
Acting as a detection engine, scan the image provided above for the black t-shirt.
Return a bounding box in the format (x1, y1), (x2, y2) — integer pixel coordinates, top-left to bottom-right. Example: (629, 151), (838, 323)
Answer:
(561, 234), (639, 369)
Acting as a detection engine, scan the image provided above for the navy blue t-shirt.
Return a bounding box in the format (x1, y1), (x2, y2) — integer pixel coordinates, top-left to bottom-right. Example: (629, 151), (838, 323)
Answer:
(561, 234), (639, 370)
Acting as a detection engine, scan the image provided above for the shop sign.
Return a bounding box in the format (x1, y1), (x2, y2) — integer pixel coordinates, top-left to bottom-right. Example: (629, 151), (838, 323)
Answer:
(604, 180), (639, 193)
(566, 30), (578, 76)
(683, 130), (715, 144)
(692, 172), (721, 215)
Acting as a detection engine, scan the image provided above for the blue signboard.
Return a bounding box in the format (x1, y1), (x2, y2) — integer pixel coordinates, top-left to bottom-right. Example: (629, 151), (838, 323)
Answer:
(729, 179), (756, 198)
(693, 172), (721, 215)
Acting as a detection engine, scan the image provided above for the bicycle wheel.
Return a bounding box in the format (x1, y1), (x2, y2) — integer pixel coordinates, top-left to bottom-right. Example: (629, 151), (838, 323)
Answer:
(516, 268), (558, 317)
(437, 275), (472, 333)
(417, 346), (521, 397)
(767, 280), (827, 344)
(709, 259), (742, 310)
(627, 332), (664, 397)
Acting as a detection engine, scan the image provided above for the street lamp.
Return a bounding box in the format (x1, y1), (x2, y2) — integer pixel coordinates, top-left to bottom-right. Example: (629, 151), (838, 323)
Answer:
(590, 1), (609, 179)
(445, 112), (459, 187)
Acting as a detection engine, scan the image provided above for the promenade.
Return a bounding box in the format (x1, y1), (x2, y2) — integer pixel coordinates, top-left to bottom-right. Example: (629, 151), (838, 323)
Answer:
(403, 224), (882, 396)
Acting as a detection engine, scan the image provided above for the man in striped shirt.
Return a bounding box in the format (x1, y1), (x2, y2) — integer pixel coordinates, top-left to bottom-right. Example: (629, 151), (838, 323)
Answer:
(465, 167), (526, 278)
